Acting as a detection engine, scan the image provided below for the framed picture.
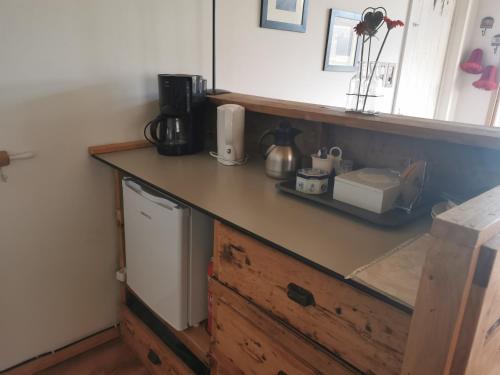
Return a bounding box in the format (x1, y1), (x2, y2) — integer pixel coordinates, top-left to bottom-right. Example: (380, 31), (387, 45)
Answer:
(323, 9), (362, 72)
(261, 0), (309, 33)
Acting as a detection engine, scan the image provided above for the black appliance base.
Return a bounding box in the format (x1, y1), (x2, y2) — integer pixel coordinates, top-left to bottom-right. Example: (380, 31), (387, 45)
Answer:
(156, 145), (202, 156)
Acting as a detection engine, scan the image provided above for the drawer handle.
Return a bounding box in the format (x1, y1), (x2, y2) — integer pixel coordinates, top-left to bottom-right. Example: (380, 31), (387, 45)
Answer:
(277, 371), (288, 375)
(147, 349), (162, 366)
(287, 283), (315, 307)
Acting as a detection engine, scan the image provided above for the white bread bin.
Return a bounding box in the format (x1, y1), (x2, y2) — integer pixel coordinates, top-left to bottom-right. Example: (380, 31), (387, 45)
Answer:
(333, 168), (400, 214)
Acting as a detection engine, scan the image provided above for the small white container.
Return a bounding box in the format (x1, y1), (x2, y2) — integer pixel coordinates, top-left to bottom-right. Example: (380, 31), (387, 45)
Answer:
(311, 147), (343, 175)
(296, 168), (329, 195)
(311, 155), (335, 174)
(333, 168), (401, 213)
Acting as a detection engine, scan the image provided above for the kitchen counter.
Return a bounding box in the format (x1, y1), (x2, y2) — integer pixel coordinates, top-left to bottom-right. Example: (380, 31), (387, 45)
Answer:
(93, 147), (431, 280)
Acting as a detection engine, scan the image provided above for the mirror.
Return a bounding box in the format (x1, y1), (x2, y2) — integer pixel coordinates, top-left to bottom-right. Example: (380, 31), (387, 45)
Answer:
(214, 0), (500, 127)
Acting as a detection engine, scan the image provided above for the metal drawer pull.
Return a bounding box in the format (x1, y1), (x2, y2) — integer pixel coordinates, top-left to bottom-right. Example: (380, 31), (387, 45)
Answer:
(287, 283), (315, 307)
(277, 371), (288, 375)
(147, 349), (162, 366)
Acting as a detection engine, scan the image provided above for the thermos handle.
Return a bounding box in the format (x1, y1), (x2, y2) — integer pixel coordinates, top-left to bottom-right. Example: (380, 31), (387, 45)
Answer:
(258, 130), (275, 159)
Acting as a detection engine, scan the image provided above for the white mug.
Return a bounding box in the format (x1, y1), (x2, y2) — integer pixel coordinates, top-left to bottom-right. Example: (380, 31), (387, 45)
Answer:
(311, 155), (335, 174)
(311, 147), (343, 174)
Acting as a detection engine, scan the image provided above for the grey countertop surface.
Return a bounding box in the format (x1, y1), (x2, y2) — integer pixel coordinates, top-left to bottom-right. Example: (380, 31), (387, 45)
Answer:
(94, 147), (431, 278)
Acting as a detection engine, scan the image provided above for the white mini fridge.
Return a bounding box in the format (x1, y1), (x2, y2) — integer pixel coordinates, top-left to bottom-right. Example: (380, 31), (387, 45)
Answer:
(122, 178), (213, 331)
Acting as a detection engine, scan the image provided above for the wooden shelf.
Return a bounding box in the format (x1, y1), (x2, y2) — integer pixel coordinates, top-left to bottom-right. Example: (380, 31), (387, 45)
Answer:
(208, 93), (500, 151)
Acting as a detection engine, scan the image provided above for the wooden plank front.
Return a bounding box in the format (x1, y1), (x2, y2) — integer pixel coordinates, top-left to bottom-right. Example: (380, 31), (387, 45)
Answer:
(452, 235), (500, 374)
(121, 307), (194, 375)
(213, 221), (410, 375)
(210, 279), (359, 375)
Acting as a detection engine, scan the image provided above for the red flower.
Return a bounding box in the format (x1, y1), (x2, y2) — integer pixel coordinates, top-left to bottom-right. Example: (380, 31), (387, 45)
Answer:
(354, 21), (366, 36)
(384, 17), (404, 30)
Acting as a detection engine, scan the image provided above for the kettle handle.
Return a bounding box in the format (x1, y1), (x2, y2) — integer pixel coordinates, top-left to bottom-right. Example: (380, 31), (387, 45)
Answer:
(258, 129), (275, 159)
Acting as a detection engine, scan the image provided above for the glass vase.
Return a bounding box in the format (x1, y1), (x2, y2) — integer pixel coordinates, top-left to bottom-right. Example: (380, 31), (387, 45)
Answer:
(346, 62), (383, 115)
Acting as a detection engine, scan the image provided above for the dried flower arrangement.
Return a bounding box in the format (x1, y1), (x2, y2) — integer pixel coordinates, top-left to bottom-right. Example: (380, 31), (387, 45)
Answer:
(349, 7), (404, 114)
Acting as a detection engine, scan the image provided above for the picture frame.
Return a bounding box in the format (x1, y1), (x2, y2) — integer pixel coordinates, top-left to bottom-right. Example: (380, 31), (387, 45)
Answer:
(323, 9), (362, 72)
(260, 0), (309, 33)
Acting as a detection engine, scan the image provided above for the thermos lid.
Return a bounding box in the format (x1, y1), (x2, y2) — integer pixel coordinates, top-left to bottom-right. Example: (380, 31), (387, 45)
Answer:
(274, 121), (302, 146)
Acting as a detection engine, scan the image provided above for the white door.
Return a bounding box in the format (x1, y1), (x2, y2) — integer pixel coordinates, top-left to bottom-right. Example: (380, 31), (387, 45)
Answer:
(394, 0), (456, 118)
(122, 179), (190, 331)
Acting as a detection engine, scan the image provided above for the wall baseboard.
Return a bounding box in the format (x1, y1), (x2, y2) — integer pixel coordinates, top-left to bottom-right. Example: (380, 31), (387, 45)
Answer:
(2, 326), (119, 375)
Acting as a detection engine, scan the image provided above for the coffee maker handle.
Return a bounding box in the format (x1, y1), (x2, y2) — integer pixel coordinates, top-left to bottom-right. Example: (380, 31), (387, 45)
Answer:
(144, 120), (157, 145)
(144, 114), (165, 145)
(258, 130), (274, 159)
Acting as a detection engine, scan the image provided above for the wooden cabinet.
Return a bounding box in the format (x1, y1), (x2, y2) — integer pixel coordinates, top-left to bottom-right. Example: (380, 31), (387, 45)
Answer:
(121, 306), (195, 375)
(210, 279), (359, 375)
(212, 221), (411, 375)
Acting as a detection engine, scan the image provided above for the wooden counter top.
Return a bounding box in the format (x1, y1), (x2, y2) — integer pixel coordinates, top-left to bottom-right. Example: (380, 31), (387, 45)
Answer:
(93, 147), (430, 279)
(209, 93), (500, 150)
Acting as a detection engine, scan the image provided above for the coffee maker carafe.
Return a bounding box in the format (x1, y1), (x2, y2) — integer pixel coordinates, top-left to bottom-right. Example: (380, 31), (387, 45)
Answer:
(144, 74), (206, 156)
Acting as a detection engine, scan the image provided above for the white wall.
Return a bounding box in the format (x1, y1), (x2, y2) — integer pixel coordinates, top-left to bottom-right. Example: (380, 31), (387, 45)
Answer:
(452, 0), (500, 125)
(0, 0), (204, 370)
(211, 0), (409, 112)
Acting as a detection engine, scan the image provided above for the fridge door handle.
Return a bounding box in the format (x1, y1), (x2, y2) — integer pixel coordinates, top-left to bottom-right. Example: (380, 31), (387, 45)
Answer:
(124, 179), (181, 210)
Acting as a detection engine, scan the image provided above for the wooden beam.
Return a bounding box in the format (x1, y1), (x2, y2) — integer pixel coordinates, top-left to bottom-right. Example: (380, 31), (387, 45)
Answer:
(431, 185), (500, 248)
(114, 170), (126, 303)
(208, 92), (500, 150)
(463, 236), (500, 375)
(4, 327), (119, 375)
(402, 186), (500, 375)
(88, 140), (151, 156)
(451, 235), (500, 374)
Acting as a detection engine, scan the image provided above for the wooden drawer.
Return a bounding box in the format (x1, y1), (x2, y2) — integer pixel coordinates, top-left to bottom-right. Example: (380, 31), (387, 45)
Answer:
(213, 221), (411, 375)
(121, 306), (194, 375)
(210, 278), (359, 375)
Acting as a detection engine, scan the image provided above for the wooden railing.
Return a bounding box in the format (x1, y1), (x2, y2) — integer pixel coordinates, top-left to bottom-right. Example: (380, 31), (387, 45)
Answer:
(403, 186), (500, 374)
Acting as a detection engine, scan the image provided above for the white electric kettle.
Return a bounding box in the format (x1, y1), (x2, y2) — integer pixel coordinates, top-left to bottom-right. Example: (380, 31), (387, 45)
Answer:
(214, 104), (246, 165)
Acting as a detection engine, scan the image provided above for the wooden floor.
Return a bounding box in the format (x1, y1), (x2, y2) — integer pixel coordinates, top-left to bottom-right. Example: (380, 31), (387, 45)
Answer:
(37, 339), (149, 375)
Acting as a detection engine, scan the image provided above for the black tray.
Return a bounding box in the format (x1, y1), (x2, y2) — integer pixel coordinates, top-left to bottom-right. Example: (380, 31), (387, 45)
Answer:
(276, 180), (431, 227)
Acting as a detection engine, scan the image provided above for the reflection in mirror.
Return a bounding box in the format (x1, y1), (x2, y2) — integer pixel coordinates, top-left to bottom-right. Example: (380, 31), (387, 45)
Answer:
(394, 0), (500, 127)
(324, 10), (362, 72)
(214, 0), (500, 127)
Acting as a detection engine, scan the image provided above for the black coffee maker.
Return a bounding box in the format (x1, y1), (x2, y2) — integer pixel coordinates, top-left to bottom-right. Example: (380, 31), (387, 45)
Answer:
(144, 74), (206, 155)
